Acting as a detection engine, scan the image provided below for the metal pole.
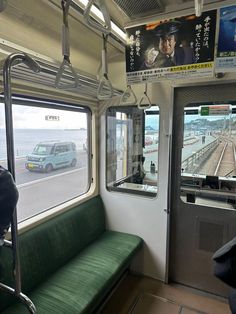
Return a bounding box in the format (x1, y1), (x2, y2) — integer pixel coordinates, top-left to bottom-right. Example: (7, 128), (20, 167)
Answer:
(3, 52), (40, 312)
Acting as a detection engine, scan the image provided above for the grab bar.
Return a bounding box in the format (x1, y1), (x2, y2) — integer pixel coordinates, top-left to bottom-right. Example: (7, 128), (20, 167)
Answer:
(2, 52), (39, 314)
(97, 34), (113, 100)
(83, 0), (111, 35)
(120, 85), (137, 106)
(55, 0), (79, 89)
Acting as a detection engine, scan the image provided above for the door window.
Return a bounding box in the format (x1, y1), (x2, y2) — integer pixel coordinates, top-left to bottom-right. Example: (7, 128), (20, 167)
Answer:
(181, 102), (236, 209)
(106, 105), (159, 197)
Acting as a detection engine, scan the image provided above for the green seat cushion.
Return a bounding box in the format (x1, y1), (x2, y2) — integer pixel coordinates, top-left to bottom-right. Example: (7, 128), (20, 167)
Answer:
(0, 196), (106, 311)
(2, 231), (142, 314)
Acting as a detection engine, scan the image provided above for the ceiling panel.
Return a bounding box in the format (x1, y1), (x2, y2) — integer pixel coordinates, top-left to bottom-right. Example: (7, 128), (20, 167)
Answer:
(112, 0), (164, 18)
(106, 0), (228, 27)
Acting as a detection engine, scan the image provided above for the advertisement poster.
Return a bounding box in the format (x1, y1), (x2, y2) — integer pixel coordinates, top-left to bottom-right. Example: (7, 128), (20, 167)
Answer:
(216, 5), (236, 72)
(125, 10), (217, 84)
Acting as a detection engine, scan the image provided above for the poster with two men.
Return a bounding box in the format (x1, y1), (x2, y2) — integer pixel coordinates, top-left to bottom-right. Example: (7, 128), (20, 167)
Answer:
(126, 10), (217, 84)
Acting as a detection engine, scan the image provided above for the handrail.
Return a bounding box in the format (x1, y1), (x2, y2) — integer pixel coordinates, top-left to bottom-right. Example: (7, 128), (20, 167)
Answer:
(182, 139), (218, 173)
(120, 85), (137, 106)
(138, 83), (152, 110)
(97, 34), (113, 100)
(2, 52), (39, 314)
(0, 283), (36, 313)
(83, 0), (111, 35)
(55, 0), (79, 89)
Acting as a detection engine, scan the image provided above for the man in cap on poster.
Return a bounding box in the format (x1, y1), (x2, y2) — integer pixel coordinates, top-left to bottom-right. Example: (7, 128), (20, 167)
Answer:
(142, 21), (195, 69)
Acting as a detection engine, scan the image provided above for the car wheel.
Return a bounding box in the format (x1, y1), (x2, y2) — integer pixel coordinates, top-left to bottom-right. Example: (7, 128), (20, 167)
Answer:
(71, 159), (77, 167)
(45, 164), (53, 173)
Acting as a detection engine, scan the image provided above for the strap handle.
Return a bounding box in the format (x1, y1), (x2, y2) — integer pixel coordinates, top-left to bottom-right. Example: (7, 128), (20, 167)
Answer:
(84, 0), (111, 35)
(97, 74), (113, 100)
(138, 83), (152, 110)
(97, 34), (113, 100)
(55, 58), (79, 89)
(120, 85), (137, 106)
(55, 0), (79, 89)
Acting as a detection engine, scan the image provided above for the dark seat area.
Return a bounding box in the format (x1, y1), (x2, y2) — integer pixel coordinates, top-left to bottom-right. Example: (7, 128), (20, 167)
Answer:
(0, 195), (143, 313)
(213, 237), (236, 314)
(0, 166), (18, 247)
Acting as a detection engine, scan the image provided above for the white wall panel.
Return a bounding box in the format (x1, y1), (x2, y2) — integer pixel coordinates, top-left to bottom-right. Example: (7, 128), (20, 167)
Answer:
(100, 81), (173, 280)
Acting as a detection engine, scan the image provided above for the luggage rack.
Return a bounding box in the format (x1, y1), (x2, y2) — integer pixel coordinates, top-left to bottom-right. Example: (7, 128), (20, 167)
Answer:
(0, 52), (122, 99)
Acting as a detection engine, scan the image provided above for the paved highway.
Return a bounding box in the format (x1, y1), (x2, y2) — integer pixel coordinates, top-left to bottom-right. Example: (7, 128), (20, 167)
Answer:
(1, 150), (87, 185)
(0, 150), (89, 222)
(17, 167), (88, 222)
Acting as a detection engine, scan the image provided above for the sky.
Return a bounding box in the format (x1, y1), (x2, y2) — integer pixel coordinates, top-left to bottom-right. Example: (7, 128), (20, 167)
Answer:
(0, 103), (87, 129)
(1, 103), (234, 130)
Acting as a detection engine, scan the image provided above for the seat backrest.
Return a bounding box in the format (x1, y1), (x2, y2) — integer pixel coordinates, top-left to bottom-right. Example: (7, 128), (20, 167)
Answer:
(0, 195), (105, 311)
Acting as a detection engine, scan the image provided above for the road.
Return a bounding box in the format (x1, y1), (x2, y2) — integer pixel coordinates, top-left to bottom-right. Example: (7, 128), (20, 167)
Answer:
(182, 135), (216, 160)
(17, 167), (88, 222)
(2, 137), (217, 222)
(0, 150), (88, 185)
(143, 134), (216, 172)
(0, 150), (89, 222)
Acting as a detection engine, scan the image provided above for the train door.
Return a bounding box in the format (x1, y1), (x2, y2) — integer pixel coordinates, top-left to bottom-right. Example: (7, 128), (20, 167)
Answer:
(170, 83), (236, 296)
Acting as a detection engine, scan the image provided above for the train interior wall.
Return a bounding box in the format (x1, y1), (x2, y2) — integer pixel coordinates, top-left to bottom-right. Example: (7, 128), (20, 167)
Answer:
(0, 0), (236, 283)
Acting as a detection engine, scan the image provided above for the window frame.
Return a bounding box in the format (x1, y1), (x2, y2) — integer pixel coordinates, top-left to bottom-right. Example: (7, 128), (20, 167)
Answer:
(1, 94), (93, 221)
(181, 101), (236, 208)
(105, 105), (160, 198)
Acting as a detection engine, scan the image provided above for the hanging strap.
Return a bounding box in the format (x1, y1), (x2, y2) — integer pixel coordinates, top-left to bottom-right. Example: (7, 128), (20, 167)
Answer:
(84, 0), (111, 35)
(0, 0), (7, 12)
(120, 85), (137, 106)
(55, 0), (79, 89)
(194, 0), (204, 17)
(138, 83), (152, 110)
(97, 34), (113, 100)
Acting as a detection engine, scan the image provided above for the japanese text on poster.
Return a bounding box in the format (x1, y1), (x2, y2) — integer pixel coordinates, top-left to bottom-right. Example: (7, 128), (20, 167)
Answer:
(125, 10), (217, 84)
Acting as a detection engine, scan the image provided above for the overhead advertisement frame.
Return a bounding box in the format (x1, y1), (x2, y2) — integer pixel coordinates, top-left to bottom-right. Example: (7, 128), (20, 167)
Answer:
(125, 10), (217, 84)
(215, 5), (236, 73)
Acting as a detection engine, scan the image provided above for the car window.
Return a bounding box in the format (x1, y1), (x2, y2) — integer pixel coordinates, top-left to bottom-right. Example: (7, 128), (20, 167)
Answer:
(34, 145), (53, 155)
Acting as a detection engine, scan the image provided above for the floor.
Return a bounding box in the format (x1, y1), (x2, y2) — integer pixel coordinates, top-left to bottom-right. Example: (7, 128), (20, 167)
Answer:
(101, 274), (231, 314)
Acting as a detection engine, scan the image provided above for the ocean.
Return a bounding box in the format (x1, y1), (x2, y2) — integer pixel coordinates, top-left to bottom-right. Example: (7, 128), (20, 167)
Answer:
(0, 129), (87, 160)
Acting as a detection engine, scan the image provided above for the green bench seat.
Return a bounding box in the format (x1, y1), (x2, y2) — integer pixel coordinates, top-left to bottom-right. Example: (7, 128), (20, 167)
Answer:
(0, 196), (142, 313)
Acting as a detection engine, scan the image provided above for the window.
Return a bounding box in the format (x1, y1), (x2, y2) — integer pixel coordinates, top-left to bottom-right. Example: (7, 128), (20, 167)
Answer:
(181, 102), (236, 209)
(106, 105), (159, 197)
(2, 97), (91, 222)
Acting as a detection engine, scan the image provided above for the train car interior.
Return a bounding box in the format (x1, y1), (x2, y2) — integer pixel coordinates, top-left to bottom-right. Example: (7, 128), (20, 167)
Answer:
(0, 0), (236, 313)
